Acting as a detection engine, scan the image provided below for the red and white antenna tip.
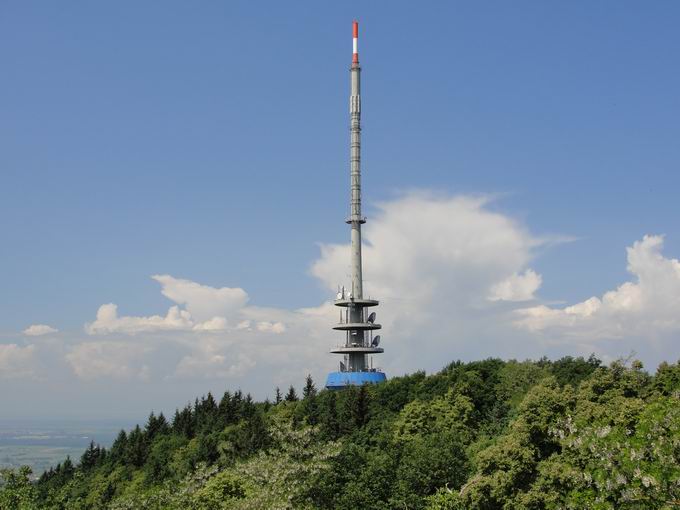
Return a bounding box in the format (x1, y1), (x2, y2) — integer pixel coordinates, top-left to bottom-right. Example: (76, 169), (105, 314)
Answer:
(352, 21), (359, 64)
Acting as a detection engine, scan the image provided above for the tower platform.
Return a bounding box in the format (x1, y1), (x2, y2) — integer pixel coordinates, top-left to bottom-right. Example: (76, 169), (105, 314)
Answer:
(330, 345), (384, 354)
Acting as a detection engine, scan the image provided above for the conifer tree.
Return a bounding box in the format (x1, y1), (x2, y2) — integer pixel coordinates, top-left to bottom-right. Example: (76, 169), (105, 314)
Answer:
(219, 390), (233, 424)
(322, 392), (340, 439)
(302, 375), (319, 424)
(109, 429), (128, 462)
(275, 387), (282, 404)
(126, 425), (148, 467)
(354, 385), (370, 428)
(303, 374), (317, 399)
(285, 385), (298, 402)
(79, 441), (101, 471)
(61, 456), (74, 480)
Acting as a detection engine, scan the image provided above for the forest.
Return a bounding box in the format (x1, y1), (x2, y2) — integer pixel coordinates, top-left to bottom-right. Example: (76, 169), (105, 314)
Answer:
(1, 355), (678, 509)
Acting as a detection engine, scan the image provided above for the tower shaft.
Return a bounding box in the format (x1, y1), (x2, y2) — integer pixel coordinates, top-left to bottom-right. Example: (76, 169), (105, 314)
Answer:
(349, 24), (363, 302)
(325, 21), (386, 390)
(349, 22), (365, 370)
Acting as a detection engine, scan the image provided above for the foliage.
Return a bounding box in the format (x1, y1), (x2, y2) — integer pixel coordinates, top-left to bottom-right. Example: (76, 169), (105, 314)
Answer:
(2, 356), (679, 510)
(0, 466), (39, 510)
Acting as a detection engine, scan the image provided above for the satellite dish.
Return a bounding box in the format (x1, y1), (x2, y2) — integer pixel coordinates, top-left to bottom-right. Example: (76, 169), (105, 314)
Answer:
(367, 312), (376, 323)
(337, 292), (343, 300)
(371, 335), (381, 347)
(340, 361), (346, 372)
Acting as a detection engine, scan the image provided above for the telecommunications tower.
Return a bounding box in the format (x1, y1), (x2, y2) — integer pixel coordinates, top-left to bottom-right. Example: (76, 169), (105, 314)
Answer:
(325, 21), (387, 389)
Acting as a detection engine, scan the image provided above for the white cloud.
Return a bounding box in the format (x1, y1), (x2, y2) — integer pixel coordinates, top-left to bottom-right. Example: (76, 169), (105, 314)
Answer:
(23, 324), (58, 336)
(0, 344), (37, 379)
(312, 194), (540, 306)
(79, 193), (548, 384)
(65, 341), (151, 380)
(86, 276), (250, 335)
(309, 194), (548, 368)
(152, 274), (248, 322)
(489, 269), (542, 302)
(75, 195), (680, 391)
(514, 235), (680, 341)
(256, 321), (286, 334)
(174, 341), (256, 379)
(85, 303), (194, 335)
(193, 316), (228, 332)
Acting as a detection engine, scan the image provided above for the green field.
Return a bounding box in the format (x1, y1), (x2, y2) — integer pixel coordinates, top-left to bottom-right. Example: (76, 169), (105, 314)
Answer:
(0, 445), (88, 477)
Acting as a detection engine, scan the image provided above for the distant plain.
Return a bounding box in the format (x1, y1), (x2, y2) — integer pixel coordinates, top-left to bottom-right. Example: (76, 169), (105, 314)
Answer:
(0, 420), (131, 477)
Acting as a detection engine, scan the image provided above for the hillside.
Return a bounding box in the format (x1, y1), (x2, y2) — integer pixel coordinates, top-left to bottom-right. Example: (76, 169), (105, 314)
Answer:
(1, 356), (679, 509)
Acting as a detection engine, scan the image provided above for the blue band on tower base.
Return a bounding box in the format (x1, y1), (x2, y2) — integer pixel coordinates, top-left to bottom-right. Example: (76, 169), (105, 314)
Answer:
(325, 371), (387, 389)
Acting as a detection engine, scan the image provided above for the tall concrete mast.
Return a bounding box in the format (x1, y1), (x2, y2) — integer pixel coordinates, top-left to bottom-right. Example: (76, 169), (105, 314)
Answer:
(326, 21), (387, 389)
(349, 19), (363, 302)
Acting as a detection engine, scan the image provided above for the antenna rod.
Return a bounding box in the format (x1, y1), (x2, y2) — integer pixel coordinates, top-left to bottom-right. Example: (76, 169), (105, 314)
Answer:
(349, 20), (364, 301)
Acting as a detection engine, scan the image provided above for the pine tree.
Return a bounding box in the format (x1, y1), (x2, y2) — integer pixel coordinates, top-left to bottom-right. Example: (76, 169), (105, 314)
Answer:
(145, 411), (160, 439)
(302, 375), (319, 425)
(109, 429), (128, 462)
(354, 385), (370, 428)
(285, 385), (298, 402)
(219, 390), (233, 424)
(340, 386), (357, 435)
(156, 412), (169, 435)
(61, 456), (74, 480)
(173, 404), (194, 438)
(303, 374), (317, 399)
(126, 425), (148, 467)
(275, 387), (282, 405)
(79, 441), (101, 471)
(322, 392), (340, 439)
(242, 393), (256, 419)
(230, 390), (244, 422)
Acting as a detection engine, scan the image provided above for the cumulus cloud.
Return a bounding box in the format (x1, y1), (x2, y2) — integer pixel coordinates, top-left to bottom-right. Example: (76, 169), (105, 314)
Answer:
(86, 303), (194, 335)
(78, 193), (549, 383)
(65, 341), (151, 380)
(514, 235), (680, 342)
(312, 194), (541, 305)
(489, 270), (542, 302)
(0, 344), (37, 379)
(174, 340), (256, 379)
(23, 324), (58, 336)
(86, 276), (252, 335)
(256, 321), (286, 334)
(75, 194), (680, 389)
(192, 316), (229, 332)
(152, 274), (248, 322)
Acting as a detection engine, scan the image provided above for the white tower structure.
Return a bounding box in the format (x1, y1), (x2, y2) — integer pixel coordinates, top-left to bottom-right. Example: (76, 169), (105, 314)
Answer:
(325, 21), (386, 389)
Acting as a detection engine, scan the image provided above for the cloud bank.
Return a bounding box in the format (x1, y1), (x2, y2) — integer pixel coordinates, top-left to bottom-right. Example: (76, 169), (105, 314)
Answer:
(10, 194), (680, 397)
(0, 344), (37, 379)
(514, 235), (680, 341)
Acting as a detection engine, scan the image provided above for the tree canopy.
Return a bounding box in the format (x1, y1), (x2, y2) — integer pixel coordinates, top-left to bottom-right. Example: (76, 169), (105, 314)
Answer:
(2, 356), (679, 509)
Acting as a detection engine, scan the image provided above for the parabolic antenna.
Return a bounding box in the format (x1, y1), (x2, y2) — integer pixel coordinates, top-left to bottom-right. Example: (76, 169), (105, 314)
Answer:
(367, 312), (376, 323)
(371, 335), (381, 347)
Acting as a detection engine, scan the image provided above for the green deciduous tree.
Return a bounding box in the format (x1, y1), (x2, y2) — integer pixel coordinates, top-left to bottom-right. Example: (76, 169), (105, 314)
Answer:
(0, 466), (39, 510)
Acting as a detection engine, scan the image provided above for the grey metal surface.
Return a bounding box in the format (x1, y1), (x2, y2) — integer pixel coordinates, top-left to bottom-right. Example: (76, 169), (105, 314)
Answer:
(332, 322), (382, 331)
(327, 24), (386, 377)
(334, 298), (379, 308)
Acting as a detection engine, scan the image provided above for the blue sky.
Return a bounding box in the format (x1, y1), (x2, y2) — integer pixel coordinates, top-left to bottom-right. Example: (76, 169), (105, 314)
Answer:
(1, 2), (679, 420)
